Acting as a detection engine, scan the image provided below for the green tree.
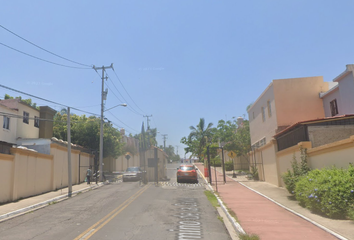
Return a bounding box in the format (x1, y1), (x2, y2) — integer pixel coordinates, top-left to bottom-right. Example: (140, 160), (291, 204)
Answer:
(215, 118), (251, 157)
(134, 125), (158, 150)
(53, 113), (123, 158)
(181, 118), (214, 160)
(4, 94), (39, 109)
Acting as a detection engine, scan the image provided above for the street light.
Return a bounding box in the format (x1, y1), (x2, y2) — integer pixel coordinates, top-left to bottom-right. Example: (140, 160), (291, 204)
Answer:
(99, 103), (127, 182)
(105, 103), (127, 112)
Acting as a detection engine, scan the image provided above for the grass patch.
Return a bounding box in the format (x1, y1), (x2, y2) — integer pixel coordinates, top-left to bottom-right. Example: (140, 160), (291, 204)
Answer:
(239, 233), (260, 240)
(217, 216), (224, 222)
(226, 207), (239, 222)
(204, 190), (220, 208)
(48, 201), (57, 205)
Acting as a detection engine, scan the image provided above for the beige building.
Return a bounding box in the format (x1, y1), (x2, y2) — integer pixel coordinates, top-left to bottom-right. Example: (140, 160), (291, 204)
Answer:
(247, 76), (329, 149)
(247, 67), (354, 187)
(0, 103), (18, 144)
(0, 99), (40, 139)
(0, 99), (56, 142)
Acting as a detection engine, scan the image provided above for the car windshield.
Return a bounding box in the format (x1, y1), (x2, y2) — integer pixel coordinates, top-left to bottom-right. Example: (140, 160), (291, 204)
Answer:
(180, 166), (194, 171)
(126, 167), (140, 172)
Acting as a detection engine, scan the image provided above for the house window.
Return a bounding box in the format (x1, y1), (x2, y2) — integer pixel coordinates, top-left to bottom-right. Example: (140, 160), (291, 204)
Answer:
(34, 116), (39, 128)
(267, 100), (272, 117)
(330, 99), (338, 117)
(261, 107), (266, 122)
(23, 111), (29, 124)
(3, 116), (10, 130)
(252, 112), (255, 120)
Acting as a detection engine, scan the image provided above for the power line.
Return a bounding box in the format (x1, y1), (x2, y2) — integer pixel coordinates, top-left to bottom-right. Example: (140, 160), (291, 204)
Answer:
(104, 72), (143, 116)
(0, 24), (92, 68)
(0, 84), (99, 117)
(106, 111), (139, 133)
(0, 42), (91, 69)
(112, 69), (146, 115)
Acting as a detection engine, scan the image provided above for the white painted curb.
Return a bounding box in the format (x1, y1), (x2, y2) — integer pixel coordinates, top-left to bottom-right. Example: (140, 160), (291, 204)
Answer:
(195, 165), (246, 236)
(236, 181), (349, 240)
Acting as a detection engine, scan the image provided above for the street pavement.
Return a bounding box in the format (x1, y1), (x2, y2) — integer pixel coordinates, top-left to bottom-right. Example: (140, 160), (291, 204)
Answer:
(0, 182), (104, 222)
(195, 162), (354, 240)
(0, 163), (353, 240)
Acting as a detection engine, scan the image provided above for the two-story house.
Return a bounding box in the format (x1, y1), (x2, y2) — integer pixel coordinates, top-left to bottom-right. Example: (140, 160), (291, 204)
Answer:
(0, 99), (40, 139)
(247, 76), (330, 149)
(320, 64), (354, 117)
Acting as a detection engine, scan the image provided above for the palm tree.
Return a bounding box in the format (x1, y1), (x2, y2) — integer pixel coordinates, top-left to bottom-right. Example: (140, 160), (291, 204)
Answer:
(188, 118), (214, 160)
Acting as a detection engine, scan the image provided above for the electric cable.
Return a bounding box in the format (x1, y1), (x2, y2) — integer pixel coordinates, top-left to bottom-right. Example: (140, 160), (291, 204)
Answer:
(106, 111), (139, 133)
(0, 84), (100, 117)
(0, 24), (92, 67)
(112, 69), (146, 114)
(103, 71), (143, 116)
(0, 42), (91, 69)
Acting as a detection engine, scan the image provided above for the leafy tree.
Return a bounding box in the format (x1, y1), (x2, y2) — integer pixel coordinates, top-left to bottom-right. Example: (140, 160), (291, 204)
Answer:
(53, 113), (123, 158)
(215, 118), (251, 157)
(4, 94), (39, 109)
(133, 124), (158, 150)
(181, 118), (214, 160)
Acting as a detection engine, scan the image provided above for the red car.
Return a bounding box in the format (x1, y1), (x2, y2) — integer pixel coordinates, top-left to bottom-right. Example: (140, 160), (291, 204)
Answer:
(177, 165), (198, 183)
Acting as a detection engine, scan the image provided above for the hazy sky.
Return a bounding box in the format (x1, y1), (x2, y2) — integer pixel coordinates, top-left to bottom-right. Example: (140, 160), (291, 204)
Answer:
(1, 1), (354, 157)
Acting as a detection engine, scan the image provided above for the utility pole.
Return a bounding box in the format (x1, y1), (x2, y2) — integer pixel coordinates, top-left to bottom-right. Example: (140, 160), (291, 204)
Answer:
(67, 107), (72, 197)
(161, 134), (168, 150)
(93, 64), (113, 182)
(143, 115), (152, 148)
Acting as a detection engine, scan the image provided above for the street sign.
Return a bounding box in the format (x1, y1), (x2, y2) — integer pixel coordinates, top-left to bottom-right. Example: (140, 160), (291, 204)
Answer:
(228, 151), (236, 158)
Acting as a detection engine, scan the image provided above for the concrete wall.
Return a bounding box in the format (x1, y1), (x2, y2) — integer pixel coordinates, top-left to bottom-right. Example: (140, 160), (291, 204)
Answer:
(107, 154), (140, 172)
(308, 135), (354, 170)
(260, 140), (279, 186)
(308, 125), (354, 147)
(250, 136), (354, 188)
(104, 148), (167, 182)
(276, 142), (311, 187)
(0, 143), (93, 203)
(0, 153), (14, 203)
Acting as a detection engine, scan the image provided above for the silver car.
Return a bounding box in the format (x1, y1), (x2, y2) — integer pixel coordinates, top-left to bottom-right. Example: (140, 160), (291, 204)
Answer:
(122, 167), (143, 182)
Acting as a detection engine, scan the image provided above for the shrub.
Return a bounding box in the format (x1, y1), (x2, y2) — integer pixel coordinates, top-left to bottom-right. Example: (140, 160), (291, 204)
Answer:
(211, 157), (221, 167)
(225, 161), (234, 171)
(250, 165), (259, 180)
(282, 147), (310, 195)
(295, 164), (354, 219)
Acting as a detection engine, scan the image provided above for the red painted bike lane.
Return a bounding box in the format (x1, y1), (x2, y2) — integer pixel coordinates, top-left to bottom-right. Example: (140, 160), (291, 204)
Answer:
(195, 163), (339, 240)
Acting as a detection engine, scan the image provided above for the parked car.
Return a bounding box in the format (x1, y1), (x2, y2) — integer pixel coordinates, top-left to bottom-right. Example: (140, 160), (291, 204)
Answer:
(177, 165), (198, 183)
(123, 167), (143, 182)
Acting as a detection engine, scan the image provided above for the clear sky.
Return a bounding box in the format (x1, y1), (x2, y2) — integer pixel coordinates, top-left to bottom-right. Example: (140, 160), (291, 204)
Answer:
(1, 1), (354, 157)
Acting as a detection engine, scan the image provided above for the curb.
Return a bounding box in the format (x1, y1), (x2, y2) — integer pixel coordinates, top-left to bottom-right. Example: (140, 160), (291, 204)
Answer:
(0, 182), (104, 222)
(212, 166), (348, 240)
(195, 165), (246, 237)
(235, 180), (348, 240)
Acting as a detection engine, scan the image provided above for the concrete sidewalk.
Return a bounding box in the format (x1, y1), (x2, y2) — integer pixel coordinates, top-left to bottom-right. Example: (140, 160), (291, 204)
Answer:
(195, 163), (353, 240)
(0, 182), (104, 222)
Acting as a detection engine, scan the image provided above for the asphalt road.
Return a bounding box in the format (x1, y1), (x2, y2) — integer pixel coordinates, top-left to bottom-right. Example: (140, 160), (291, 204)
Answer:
(0, 163), (231, 240)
